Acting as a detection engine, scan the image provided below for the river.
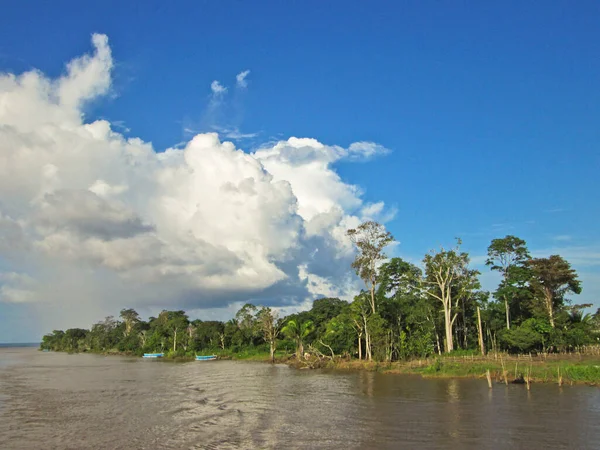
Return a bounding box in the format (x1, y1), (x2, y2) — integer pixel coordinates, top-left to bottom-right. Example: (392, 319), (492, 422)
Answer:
(0, 347), (598, 449)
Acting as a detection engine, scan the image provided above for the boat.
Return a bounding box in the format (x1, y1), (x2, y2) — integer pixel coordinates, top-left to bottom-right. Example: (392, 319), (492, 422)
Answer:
(143, 353), (164, 358)
(195, 355), (217, 361)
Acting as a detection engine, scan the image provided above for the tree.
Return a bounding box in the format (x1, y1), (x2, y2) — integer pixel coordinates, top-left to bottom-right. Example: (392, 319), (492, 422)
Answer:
(422, 240), (480, 353)
(120, 308), (140, 336)
(376, 258), (436, 359)
(322, 308), (356, 357)
(256, 307), (282, 363)
(486, 236), (530, 330)
(41, 330), (65, 351)
(281, 318), (314, 358)
(309, 297), (347, 339)
(377, 257), (422, 299)
(88, 316), (120, 351)
(351, 293), (373, 360)
(194, 321), (224, 350)
(63, 328), (88, 352)
(528, 255), (582, 328)
(347, 221), (394, 314)
(235, 303), (260, 346)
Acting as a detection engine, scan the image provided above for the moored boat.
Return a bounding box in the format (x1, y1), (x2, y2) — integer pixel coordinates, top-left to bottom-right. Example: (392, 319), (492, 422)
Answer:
(143, 353), (164, 358)
(195, 355), (217, 361)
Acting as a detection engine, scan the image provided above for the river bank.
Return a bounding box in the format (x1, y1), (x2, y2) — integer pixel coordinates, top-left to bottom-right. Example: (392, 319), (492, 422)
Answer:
(320, 355), (600, 386)
(225, 350), (600, 386)
(41, 347), (600, 385)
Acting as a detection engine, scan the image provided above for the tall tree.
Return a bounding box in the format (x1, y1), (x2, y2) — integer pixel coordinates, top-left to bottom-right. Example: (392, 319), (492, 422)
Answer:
(486, 236), (530, 330)
(347, 221), (394, 314)
(351, 293), (373, 360)
(528, 255), (582, 328)
(235, 303), (259, 345)
(422, 240), (480, 353)
(256, 307), (282, 363)
(120, 308), (140, 336)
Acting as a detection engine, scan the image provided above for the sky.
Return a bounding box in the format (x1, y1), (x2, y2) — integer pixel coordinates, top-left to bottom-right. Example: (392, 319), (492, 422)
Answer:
(0, 1), (599, 342)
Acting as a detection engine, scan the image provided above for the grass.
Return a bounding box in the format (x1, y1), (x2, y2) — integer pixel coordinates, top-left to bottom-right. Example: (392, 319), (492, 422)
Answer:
(324, 354), (600, 385)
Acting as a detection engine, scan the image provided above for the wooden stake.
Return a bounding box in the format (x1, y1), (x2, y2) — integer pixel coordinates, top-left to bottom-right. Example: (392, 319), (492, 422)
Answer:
(500, 355), (508, 385)
(558, 367), (563, 387)
(486, 369), (492, 388)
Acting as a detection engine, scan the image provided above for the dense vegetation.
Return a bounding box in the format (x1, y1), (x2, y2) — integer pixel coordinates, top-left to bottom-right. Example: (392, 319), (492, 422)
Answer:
(41, 223), (600, 361)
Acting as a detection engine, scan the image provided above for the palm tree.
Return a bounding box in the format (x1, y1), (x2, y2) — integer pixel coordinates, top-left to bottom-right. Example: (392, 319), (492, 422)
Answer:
(281, 319), (314, 359)
(568, 304), (594, 325)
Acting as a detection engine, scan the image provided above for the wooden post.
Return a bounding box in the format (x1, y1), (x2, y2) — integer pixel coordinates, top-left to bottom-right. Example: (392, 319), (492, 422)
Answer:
(500, 356), (508, 385)
(486, 370), (492, 388)
(558, 367), (563, 387)
(477, 307), (486, 356)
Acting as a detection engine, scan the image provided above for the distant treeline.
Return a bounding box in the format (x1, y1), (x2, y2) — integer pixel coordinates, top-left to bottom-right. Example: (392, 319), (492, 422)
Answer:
(42, 224), (600, 361)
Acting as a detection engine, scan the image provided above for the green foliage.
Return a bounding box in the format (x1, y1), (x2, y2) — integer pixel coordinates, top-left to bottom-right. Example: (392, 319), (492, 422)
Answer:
(347, 221), (394, 313)
(40, 235), (594, 363)
(528, 255), (582, 327)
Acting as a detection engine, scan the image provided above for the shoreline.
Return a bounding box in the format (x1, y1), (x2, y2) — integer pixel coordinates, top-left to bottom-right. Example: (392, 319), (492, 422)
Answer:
(39, 347), (600, 386)
(318, 356), (600, 386)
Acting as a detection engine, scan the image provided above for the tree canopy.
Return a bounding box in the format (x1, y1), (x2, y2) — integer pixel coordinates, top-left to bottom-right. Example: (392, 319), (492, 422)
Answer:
(42, 232), (594, 360)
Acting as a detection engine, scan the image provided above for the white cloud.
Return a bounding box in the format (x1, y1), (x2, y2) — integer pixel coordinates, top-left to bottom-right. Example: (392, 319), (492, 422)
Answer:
(347, 141), (391, 160)
(211, 125), (258, 140)
(0, 272), (37, 303)
(236, 70), (250, 88)
(0, 34), (394, 335)
(298, 263), (357, 301)
(210, 80), (227, 95)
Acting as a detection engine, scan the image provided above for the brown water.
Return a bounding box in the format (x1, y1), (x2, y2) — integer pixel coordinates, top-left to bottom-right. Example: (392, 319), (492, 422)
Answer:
(0, 348), (599, 449)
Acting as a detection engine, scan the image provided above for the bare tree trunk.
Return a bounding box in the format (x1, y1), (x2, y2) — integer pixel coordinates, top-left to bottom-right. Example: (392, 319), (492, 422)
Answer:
(460, 297), (468, 349)
(173, 328), (177, 353)
(269, 340), (275, 363)
(363, 314), (372, 361)
(387, 329), (393, 362)
(370, 282), (376, 315)
(357, 332), (362, 360)
(444, 303), (454, 352)
(545, 289), (555, 328)
(219, 333), (225, 350)
(477, 306), (485, 356)
(505, 296), (511, 330)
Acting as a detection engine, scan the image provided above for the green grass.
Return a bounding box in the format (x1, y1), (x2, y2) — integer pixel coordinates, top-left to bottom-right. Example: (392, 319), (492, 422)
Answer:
(383, 357), (600, 384)
(210, 348), (291, 361)
(323, 355), (600, 384)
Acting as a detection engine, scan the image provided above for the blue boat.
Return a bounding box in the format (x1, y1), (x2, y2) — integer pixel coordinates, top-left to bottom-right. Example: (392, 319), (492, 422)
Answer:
(143, 353), (164, 358)
(195, 355), (217, 361)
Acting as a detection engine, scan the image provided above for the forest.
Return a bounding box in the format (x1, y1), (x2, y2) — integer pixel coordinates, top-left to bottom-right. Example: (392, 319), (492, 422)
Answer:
(41, 222), (599, 362)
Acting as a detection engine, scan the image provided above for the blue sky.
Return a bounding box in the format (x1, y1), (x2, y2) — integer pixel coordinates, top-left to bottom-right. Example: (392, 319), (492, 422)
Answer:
(0, 1), (599, 340)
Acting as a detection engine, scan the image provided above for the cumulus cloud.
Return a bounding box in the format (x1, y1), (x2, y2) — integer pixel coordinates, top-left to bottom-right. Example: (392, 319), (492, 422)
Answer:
(0, 34), (394, 335)
(236, 70), (250, 88)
